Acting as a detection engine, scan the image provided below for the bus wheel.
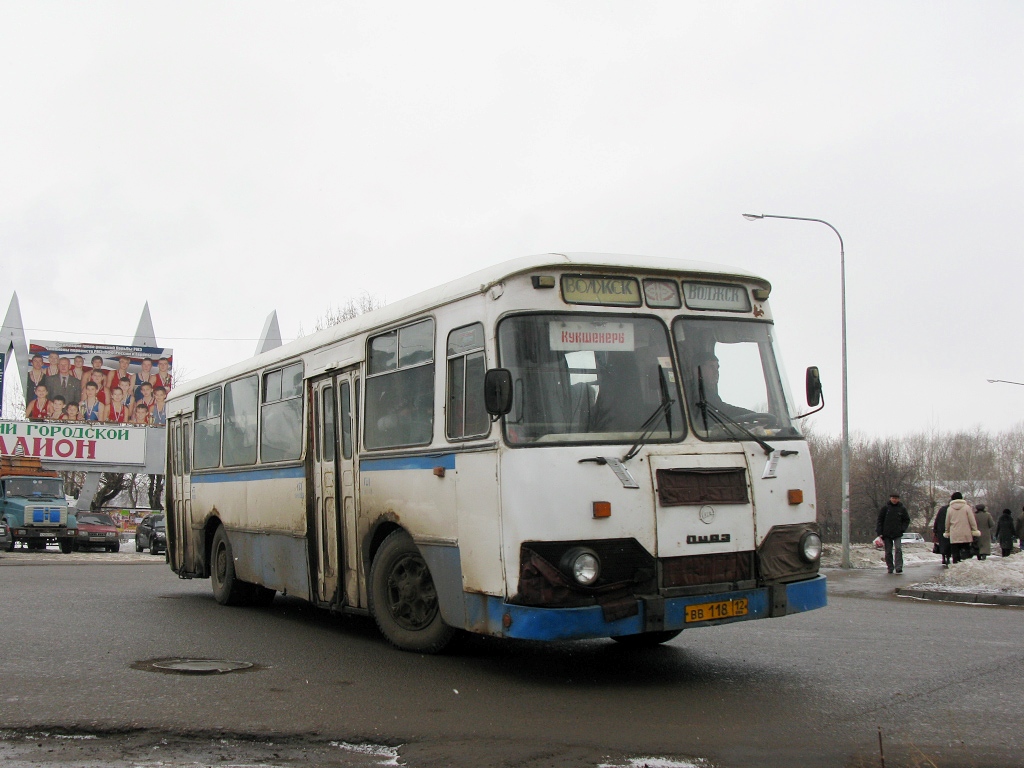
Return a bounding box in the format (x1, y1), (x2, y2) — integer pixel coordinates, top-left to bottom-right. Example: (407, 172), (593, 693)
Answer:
(369, 530), (454, 653)
(611, 630), (682, 647)
(210, 526), (248, 606)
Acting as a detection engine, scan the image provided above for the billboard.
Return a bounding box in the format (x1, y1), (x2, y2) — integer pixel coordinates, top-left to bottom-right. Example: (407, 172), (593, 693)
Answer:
(0, 420), (148, 464)
(26, 341), (173, 427)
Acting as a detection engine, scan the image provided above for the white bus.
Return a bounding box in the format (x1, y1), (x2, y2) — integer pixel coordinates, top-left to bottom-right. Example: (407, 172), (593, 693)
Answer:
(165, 253), (827, 652)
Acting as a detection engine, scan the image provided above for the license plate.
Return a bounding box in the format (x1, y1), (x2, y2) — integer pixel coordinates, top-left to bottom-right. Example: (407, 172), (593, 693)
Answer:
(89, 536), (106, 542)
(685, 598), (748, 623)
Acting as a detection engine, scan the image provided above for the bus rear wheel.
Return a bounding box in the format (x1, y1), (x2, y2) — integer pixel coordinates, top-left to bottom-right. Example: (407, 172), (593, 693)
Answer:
(611, 630), (682, 647)
(210, 526), (249, 606)
(369, 530), (454, 654)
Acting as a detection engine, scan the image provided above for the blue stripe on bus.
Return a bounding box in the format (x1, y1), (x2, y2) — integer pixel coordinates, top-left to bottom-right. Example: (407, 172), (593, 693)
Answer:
(360, 454), (456, 472)
(191, 466), (305, 484)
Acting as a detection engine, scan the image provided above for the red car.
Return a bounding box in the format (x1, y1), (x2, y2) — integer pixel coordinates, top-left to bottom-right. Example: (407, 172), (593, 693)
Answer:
(73, 513), (121, 552)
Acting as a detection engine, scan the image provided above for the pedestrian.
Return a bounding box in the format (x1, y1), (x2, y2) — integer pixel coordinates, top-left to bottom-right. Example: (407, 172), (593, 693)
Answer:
(876, 492), (910, 574)
(943, 492), (980, 564)
(995, 509), (1016, 558)
(973, 503), (994, 560)
(933, 500), (952, 567)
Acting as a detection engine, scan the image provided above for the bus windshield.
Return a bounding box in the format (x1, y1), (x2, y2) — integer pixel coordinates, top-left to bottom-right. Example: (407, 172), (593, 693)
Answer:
(673, 317), (800, 439)
(498, 314), (684, 446)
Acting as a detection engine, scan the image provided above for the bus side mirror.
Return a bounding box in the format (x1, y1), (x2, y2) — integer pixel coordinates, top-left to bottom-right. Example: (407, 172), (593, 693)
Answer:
(484, 369), (514, 416)
(805, 366), (822, 407)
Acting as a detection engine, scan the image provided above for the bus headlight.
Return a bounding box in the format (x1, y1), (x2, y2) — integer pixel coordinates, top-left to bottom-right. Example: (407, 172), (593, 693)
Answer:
(799, 532), (822, 563)
(561, 547), (601, 586)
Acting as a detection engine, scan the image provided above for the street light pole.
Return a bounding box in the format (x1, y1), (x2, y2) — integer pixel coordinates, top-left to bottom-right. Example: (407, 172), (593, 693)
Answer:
(742, 213), (851, 569)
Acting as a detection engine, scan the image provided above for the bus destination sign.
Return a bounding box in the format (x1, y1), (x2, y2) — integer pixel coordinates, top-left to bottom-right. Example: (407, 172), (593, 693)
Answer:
(561, 274), (642, 307)
(682, 282), (751, 312)
(549, 321), (635, 352)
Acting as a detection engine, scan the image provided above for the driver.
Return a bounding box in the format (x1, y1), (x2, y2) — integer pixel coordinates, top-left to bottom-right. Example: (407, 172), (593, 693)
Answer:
(693, 355), (748, 420)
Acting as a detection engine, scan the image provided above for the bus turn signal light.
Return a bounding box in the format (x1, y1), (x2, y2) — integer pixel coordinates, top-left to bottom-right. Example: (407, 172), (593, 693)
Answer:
(788, 489), (803, 505)
(593, 501), (611, 518)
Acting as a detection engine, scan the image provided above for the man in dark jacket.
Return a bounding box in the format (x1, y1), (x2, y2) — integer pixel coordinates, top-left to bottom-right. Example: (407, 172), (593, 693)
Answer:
(877, 492), (911, 574)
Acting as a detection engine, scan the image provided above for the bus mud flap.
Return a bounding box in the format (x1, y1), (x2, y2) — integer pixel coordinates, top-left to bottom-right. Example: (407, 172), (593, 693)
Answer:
(769, 585), (788, 617)
(639, 595), (665, 632)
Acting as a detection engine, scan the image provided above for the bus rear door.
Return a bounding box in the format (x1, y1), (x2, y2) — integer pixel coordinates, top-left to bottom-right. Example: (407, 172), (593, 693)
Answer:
(311, 372), (359, 607)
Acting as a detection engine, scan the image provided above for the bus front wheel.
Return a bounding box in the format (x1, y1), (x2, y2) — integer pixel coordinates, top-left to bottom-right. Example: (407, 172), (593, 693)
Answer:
(368, 530), (454, 654)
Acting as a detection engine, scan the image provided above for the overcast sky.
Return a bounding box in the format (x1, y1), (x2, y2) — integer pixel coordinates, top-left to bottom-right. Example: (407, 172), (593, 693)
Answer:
(2, 1), (1021, 438)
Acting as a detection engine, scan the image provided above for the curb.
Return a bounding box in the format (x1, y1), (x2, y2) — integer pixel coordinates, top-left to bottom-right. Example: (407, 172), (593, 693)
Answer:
(896, 588), (1024, 606)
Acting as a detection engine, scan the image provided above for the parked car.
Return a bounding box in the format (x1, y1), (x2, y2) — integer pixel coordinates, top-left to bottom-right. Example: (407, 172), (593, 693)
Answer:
(135, 514), (166, 555)
(0, 520), (11, 550)
(74, 513), (121, 552)
(874, 532), (926, 548)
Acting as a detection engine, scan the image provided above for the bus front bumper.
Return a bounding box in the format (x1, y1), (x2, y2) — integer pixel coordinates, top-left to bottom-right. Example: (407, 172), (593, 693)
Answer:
(465, 575), (827, 641)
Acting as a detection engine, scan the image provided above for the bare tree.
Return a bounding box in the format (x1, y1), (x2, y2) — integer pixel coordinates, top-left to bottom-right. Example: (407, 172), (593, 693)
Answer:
(148, 474), (164, 509)
(938, 426), (996, 499)
(806, 427), (843, 541)
(297, 293), (386, 337)
(2, 375), (25, 421)
(92, 473), (131, 510)
(60, 470), (86, 501)
(850, 435), (922, 541)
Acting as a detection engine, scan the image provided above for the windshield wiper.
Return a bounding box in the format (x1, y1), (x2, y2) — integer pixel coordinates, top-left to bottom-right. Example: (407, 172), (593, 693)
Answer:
(697, 371), (775, 456)
(621, 366), (677, 462)
(621, 398), (675, 462)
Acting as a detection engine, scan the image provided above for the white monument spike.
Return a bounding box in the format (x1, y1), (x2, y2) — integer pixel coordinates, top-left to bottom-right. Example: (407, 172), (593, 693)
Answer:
(2, 292), (29, 379)
(133, 302), (158, 347)
(255, 310), (282, 355)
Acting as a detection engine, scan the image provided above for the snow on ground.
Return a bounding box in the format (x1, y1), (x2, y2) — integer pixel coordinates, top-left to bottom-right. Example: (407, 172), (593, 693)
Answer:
(822, 542), (1024, 597)
(820, 541), (938, 569)
(911, 552), (1024, 595)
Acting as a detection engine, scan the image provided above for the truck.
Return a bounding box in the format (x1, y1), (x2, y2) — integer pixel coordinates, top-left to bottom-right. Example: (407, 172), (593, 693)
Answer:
(0, 456), (77, 553)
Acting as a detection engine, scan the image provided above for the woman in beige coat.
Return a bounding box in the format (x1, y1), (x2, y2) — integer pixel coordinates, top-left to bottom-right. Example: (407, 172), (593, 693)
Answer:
(974, 504), (995, 560)
(944, 492), (980, 564)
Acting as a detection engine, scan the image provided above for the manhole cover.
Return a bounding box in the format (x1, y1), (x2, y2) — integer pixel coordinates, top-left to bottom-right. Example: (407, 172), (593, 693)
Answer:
(147, 658), (255, 675)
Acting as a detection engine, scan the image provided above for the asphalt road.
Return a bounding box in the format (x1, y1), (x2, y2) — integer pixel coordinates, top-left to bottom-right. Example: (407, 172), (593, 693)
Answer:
(0, 551), (1021, 767)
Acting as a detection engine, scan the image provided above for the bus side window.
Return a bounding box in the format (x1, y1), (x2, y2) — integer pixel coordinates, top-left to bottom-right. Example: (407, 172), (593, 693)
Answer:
(171, 422), (180, 476)
(365, 319), (435, 449)
(446, 323), (488, 440)
(322, 386), (335, 463)
(340, 382), (352, 459)
(193, 388), (222, 469)
(261, 362), (304, 462)
(223, 375), (259, 466)
(183, 419), (192, 474)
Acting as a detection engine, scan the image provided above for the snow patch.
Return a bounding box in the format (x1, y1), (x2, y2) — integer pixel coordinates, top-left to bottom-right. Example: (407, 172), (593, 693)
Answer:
(330, 741), (402, 766)
(599, 758), (709, 768)
(910, 551), (1024, 595)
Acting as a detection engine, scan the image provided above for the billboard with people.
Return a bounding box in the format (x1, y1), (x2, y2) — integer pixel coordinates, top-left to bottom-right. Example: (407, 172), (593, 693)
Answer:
(26, 341), (173, 427)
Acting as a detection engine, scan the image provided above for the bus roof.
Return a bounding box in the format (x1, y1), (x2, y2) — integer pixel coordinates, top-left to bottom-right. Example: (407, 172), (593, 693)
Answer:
(167, 252), (769, 409)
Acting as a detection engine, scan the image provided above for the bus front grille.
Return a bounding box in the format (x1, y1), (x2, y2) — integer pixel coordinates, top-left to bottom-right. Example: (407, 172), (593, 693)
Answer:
(660, 552), (755, 590)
